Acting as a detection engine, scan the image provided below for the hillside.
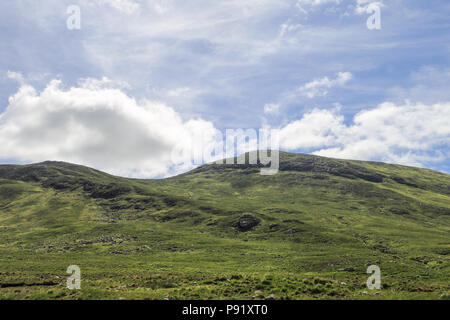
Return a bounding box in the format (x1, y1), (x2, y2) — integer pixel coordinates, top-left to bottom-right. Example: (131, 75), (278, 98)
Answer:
(0, 152), (449, 299)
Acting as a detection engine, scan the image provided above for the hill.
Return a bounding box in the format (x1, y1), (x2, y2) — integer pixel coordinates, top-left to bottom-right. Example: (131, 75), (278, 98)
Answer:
(0, 152), (449, 299)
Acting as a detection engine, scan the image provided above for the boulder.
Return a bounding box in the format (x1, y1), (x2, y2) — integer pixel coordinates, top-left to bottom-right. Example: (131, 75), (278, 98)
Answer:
(235, 214), (260, 232)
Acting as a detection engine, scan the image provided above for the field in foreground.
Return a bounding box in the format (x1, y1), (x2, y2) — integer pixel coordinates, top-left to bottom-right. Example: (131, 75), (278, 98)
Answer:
(0, 152), (449, 300)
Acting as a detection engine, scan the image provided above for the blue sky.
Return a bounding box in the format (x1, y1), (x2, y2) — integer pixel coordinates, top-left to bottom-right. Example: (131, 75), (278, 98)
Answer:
(0, 0), (449, 177)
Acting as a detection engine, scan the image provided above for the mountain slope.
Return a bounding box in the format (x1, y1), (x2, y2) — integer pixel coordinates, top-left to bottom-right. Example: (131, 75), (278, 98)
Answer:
(0, 152), (449, 300)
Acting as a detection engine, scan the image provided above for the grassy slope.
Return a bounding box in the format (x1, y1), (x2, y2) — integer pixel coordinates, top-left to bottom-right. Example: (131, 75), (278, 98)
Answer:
(0, 152), (449, 300)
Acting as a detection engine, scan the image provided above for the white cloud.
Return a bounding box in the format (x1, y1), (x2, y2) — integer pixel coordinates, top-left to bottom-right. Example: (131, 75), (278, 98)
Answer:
(296, 0), (386, 16)
(279, 108), (344, 149)
(278, 23), (303, 38)
(388, 66), (450, 105)
(77, 77), (131, 90)
(298, 72), (353, 98)
(354, 0), (384, 15)
(167, 87), (192, 97)
(6, 71), (53, 86)
(0, 79), (219, 178)
(58, 0), (390, 127)
(80, 0), (140, 14)
(297, 0), (341, 6)
(264, 103), (281, 114)
(81, 0), (291, 70)
(148, 0), (174, 14)
(278, 101), (450, 167)
(6, 71), (24, 84)
(296, 0), (341, 13)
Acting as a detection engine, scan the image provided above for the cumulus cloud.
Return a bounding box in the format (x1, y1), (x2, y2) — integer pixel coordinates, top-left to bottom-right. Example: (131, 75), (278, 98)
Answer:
(1, 77), (448, 176)
(0, 79), (219, 178)
(278, 102), (450, 167)
(298, 72), (353, 98)
(278, 108), (344, 149)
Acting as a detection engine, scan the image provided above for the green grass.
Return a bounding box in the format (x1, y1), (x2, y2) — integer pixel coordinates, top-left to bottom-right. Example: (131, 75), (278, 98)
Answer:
(0, 152), (449, 300)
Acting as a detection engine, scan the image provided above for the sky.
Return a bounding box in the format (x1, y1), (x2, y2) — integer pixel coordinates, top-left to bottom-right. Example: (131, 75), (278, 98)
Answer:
(0, 0), (449, 177)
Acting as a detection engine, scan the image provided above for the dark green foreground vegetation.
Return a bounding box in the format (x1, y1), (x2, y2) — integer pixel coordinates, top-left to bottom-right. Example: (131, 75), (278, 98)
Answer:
(0, 152), (449, 300)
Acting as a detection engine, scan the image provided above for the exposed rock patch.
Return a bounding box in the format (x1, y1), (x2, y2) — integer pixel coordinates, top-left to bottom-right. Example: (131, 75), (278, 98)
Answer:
(234, 214), (260, 232)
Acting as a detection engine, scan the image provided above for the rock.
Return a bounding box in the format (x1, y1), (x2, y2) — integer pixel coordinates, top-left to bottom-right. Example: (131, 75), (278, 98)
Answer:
(265, 294), (277, 300)
(235, 214), (260, 232)
(338, 267), (355, 272)
(269, 224), (280, 232)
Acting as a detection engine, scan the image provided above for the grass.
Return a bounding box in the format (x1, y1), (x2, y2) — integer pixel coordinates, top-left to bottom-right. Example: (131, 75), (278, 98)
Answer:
(0, 152), (449, 300)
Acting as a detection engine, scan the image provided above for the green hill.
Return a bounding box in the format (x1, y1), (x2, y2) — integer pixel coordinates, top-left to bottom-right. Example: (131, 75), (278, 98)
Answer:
(0, 152), (449, 299)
